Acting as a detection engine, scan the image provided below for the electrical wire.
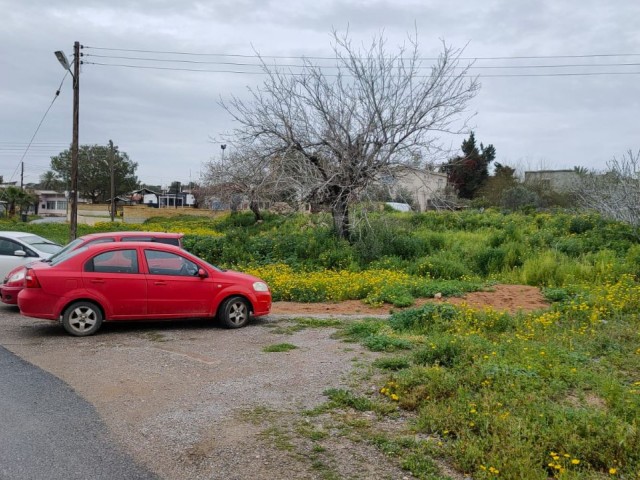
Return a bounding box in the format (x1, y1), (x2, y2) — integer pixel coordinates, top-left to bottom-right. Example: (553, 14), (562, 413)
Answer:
(83, 45), (640, 61)
(82, 53), (640, 70)
(8, 72), (69, 183)
(82, 61), (640, 77)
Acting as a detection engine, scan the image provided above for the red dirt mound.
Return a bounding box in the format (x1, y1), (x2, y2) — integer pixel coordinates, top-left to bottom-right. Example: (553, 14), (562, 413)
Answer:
(270, 284), (549, 316)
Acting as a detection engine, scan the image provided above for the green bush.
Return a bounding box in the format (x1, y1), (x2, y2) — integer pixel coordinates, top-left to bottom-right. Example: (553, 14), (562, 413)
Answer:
(389, 304), (459, 333)
(413, 336), (466, 367)
(414, 253), (472, 280)
(474, 246), (507, 276)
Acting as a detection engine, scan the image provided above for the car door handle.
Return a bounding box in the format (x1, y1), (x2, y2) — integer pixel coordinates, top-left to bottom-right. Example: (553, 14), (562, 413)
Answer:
(90, 279), (105, 284)
(154, 281), (167, 286)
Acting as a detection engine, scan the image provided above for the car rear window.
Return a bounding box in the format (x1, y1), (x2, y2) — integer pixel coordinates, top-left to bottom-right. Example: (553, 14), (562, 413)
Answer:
(153, 238), (181, 247)
(49, 246), (88, 266)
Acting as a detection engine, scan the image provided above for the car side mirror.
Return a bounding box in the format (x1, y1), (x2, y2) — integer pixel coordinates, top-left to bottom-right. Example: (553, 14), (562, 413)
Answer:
(13, 250), (26, 257)
(198, 268), (208, 278)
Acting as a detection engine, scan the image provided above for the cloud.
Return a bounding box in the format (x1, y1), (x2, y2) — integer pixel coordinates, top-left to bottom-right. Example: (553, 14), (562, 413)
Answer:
(1, 0), (639, 186)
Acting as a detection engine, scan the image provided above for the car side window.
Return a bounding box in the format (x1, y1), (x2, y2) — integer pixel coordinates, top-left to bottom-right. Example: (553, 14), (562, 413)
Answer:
(85, 249), (139, 274)
(144, 250), (199, 276)
(0, 239), (27, 256)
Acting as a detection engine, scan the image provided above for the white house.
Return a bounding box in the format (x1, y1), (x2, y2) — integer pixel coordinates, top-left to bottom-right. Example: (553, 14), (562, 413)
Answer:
(35, 190), (68, 216)
(382, 166), (449, 211)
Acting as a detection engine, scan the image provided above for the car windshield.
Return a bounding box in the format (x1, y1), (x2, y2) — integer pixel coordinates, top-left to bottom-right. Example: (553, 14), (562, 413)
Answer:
(49, 245), (88, 266)
(45, 238), (85, 262)
(19, 235), (63, 254)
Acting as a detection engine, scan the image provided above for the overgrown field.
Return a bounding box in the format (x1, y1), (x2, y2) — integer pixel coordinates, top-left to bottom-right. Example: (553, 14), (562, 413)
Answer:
(4, 209), (639, 478)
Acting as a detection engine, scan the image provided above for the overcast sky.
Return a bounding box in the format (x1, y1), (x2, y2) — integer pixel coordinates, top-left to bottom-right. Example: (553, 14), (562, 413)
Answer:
(1, 0), (639, 188)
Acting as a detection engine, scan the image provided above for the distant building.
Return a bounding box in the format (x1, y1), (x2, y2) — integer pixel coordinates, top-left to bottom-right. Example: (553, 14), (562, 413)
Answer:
(381, 166), (449, 212)
(130, 188), (160, 207)
(158, 192), (196, 208)
(524, 170), (580, 192)
(36, 190), (68, 216)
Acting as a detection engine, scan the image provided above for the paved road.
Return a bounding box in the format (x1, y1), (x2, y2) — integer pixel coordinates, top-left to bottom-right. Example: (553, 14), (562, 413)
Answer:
(0, 345), (157, 480)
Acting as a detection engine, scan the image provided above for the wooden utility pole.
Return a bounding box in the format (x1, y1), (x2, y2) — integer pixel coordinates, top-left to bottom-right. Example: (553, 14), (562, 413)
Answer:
(69, 41), (80, 241)
(109, 139), (115, 221)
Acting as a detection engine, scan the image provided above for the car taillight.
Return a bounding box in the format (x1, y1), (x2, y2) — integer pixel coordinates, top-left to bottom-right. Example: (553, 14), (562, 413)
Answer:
(24, 269), (41, 288)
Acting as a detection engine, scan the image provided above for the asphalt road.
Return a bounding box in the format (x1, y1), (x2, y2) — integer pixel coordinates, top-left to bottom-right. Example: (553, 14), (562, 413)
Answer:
(0, 345), (157, 480)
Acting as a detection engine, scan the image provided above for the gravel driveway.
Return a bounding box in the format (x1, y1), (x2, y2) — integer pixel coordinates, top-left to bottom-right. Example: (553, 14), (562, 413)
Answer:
(0, 305), (416, 480)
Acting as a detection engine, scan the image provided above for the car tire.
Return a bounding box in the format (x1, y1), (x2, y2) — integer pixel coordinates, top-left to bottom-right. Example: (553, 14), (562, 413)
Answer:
(218, 296), (250, 329)
(62, 301), (103, 336)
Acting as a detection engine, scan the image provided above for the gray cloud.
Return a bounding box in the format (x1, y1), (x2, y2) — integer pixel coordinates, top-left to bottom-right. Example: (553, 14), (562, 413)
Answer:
(1, 0), (639, 186)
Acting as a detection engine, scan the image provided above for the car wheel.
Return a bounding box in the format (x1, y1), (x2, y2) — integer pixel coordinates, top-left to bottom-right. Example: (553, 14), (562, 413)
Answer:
(62, 301), (103, 336)
(218, 296), (250, 329)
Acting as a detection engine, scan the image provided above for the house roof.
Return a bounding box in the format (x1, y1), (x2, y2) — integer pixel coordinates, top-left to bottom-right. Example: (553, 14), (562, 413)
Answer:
(131, 188), (160, 195)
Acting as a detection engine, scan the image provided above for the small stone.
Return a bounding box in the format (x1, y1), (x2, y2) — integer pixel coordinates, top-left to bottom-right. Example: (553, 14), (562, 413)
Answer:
(434, 292), (442, 299)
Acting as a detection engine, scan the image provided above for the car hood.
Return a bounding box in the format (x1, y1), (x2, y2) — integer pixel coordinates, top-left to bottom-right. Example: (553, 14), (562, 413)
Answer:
(219, 269), (267, 285)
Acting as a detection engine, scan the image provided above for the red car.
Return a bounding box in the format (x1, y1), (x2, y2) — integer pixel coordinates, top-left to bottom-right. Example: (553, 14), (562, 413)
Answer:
(18, 242), (271, 336)
(1, 231), (183, 305)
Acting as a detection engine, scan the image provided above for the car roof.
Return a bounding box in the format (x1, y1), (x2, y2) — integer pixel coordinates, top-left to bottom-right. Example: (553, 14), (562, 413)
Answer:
(78, 231), (184, 240)
(0, 231), (47, 240)
(82, 241), (184, 253)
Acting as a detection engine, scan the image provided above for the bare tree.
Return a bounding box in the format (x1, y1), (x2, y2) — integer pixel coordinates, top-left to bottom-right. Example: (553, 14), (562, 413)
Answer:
(222, 30), (479, 239)
(573, 149), (640, 228)
(201, 146), (293, 222)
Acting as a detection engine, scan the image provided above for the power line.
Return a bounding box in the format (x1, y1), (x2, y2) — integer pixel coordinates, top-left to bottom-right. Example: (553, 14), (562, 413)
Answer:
(84, 45), (640, 61)
(83, 53), (640, 70)
(83, 61), (640, 77)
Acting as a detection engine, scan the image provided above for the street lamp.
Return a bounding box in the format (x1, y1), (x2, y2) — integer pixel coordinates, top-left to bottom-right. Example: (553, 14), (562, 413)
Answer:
(54, 42), (80, 241)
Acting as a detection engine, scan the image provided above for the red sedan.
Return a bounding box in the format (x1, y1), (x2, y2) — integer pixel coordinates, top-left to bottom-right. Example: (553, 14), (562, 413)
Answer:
(1, 231), (183, 305)
(18, 242), (271, 336)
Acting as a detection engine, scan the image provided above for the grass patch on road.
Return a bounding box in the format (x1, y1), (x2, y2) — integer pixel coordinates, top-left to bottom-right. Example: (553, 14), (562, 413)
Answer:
(263, 343), (298, 353)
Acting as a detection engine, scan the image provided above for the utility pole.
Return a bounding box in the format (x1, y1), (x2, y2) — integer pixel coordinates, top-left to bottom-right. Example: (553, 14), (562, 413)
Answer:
(69, 41), (80, 240)
(109, 139), (115, 221)
(20, 162), (23, 189)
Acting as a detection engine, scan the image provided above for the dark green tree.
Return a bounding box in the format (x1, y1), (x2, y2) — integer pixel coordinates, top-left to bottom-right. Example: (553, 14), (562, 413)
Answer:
(475, 162), (518, 206)
(47, 142), (139, 203)
(442, 132), (496, 199)
(0, 186), (36, 217)
(39, 170), (64, 191)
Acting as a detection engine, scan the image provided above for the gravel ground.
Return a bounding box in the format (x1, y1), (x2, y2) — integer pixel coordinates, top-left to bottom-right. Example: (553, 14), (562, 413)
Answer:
(0, 306), (420, 480)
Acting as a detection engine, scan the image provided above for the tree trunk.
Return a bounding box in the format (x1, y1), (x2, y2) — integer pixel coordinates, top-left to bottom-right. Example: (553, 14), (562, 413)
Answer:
(331, 197), (350, 240)
(249, 198), (263, 222)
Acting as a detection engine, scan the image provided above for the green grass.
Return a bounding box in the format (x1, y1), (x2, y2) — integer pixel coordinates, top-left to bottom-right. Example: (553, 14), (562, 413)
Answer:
(338, 282), (640, 480)
(262, 343), (298, 353)
(6, 210), (640, 478)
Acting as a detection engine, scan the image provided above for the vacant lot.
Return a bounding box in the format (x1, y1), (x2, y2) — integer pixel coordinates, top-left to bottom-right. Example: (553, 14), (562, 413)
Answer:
(0, 305), (416, 480)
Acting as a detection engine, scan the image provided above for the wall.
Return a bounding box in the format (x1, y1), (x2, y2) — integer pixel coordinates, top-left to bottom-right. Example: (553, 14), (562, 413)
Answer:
(121, 205), (220, 224)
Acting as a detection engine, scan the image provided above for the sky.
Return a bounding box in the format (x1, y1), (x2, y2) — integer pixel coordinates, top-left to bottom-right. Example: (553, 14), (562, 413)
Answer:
(1, 0), (639, 188)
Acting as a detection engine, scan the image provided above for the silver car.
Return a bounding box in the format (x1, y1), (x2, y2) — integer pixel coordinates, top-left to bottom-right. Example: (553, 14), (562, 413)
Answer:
(0, 231), (62, 280)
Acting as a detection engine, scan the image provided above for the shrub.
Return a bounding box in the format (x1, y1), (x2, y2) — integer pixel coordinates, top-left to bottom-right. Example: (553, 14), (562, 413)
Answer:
(413, 336), (465, 367)
(414, 253), (472, 280)
(389, 304), (459, 333)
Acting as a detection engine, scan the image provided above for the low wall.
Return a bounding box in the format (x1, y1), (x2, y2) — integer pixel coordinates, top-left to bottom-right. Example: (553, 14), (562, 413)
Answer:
(122, 205), (221, 224)
(76, 204), (222, 225)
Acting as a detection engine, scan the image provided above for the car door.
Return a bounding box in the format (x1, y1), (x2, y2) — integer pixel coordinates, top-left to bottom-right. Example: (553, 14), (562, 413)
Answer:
(0, 237), (34, 279)
(143, 249), (213, 317)
(81, 248), (147, 318)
